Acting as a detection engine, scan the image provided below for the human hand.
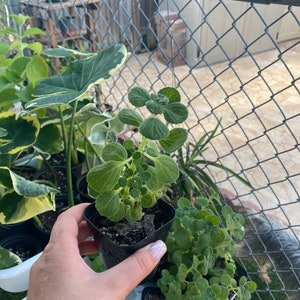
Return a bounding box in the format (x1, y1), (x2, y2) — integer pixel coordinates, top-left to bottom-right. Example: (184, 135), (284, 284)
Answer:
(27, 203), (167, 300)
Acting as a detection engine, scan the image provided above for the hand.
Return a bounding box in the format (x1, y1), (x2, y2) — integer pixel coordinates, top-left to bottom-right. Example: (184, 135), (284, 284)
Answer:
(27, 203), (167, 300)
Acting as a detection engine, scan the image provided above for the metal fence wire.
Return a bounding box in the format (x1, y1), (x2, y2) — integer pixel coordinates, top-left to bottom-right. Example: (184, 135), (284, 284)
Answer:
(4, 0), (300, 299)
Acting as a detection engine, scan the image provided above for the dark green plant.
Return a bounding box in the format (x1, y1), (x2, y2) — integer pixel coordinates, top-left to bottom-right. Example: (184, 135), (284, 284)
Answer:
(87, 86), (189, 222)
(157, 195), (257, 300)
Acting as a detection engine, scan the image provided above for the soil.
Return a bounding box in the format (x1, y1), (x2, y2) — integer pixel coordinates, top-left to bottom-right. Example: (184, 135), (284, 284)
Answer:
(93, 204), (168, 245)
(37, 198), (68, 233)
(35, 167), (74, 195)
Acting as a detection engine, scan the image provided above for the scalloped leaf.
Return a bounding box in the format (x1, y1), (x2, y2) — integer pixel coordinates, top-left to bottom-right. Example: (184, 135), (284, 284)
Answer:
(128, 86), (151, 107)
(118, 108), (143, 126)
(87, 161), (125, 192)
(102, 142), (127, 162)
(139, 117), (169, 140)
(159, 128), (188, 153)
(164, 102), (188, 124)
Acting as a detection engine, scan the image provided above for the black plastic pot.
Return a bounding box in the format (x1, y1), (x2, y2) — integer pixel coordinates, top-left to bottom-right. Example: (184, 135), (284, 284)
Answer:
(75, 172), (95, 203)
(84, 200), (175, 271)
(0, 218), (38, 241)
(0, 233), (43, 262)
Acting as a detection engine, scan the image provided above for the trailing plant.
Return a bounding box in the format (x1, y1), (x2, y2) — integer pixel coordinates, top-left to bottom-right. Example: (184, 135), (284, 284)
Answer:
(157, 195), (257, 300)
(87, 86), (189, 222)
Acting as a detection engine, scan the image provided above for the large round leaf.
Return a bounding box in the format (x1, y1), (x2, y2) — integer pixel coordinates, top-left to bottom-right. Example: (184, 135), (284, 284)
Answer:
(26, 44), (127, 108)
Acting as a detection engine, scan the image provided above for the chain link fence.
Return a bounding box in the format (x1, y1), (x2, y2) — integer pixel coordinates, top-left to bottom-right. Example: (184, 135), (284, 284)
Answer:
(3, 0), (300, 298)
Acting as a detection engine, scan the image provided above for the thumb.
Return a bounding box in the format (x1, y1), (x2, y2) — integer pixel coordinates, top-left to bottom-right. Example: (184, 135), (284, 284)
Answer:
(101, 240), (167, 295)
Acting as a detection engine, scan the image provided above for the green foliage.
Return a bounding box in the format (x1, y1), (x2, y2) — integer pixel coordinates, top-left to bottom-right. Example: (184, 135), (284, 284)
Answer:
(0, 247), (21, 269)
(157, 195), (257, 299)
(175, 121), (253, 199)
(0, 14), (48, 112)
(87, 86), (188, 222)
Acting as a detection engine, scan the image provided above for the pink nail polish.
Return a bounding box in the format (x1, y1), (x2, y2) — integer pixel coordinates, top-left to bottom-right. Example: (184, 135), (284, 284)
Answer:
(149, 240), (167, 261)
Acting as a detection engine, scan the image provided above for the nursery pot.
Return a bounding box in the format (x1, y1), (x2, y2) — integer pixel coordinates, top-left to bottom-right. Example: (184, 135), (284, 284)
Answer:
(75, 172), (95, 203)
(84, 199), (175, 270)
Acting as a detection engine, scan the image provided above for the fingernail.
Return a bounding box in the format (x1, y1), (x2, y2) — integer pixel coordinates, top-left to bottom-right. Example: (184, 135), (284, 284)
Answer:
(149, 240), (167, 261)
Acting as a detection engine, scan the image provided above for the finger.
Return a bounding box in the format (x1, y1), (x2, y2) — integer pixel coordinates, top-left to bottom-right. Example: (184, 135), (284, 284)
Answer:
(99, 240), (167, 296)
(49, 203), (90, 246)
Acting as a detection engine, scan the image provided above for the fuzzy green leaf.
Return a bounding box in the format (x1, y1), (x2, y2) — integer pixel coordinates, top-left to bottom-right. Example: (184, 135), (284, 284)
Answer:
(159, 128), (188, 153)
(139, 117), (169, 140)
(158, 87), (181, 103)
(164, 102), (188, 124)
(118, 108), (143, 127)
(128, 86), (151, 107)
(102, 142), (127, 162)
(87, 161), (124, 192)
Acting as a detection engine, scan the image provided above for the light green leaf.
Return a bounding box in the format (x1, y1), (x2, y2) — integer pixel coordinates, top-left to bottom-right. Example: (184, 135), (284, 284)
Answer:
(153, 155), (179, 183)
(26, 55), (49, 83)
(87, 161), (125, 192)
(102, 142), (127, 162)
(0, 247), (22, 269)
(95, 190), (125, 221)
(139, 117), (169, 140)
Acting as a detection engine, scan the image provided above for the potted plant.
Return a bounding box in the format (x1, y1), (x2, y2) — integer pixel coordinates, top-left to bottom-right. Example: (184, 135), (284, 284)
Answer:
(25, 43), (128, 208)
(157, 195), (256, 299)
(84, 85), (188, 269)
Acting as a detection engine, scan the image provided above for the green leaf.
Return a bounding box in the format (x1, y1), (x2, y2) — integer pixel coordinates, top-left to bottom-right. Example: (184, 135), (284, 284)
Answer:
(139, 117), (169, 140)
(174, 227), (193, 250)
(152, 155), (179, 183)
(23, 27), (45, 37)
(87, 161), (125, 192)
(26, 44), (127, 108)
(164, 102), (188, 124)
(5, 57), (31, 83)
(158, 87), (181, 103)
(34, 123), (63, 154)
(145, 100), (164, 114)
(0, 247), (22, 269)
(0, 112), (40, 155)
(0, 167), (56, 224)
(95, 190), (125, 221)
(102, 142), (127, 162)
(159, 128), (188, 153)
(118, 108), (143, 126)
(26, 42), (43, 55)
(128, 86), (151, 107)
(26, 55), (49, 83)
